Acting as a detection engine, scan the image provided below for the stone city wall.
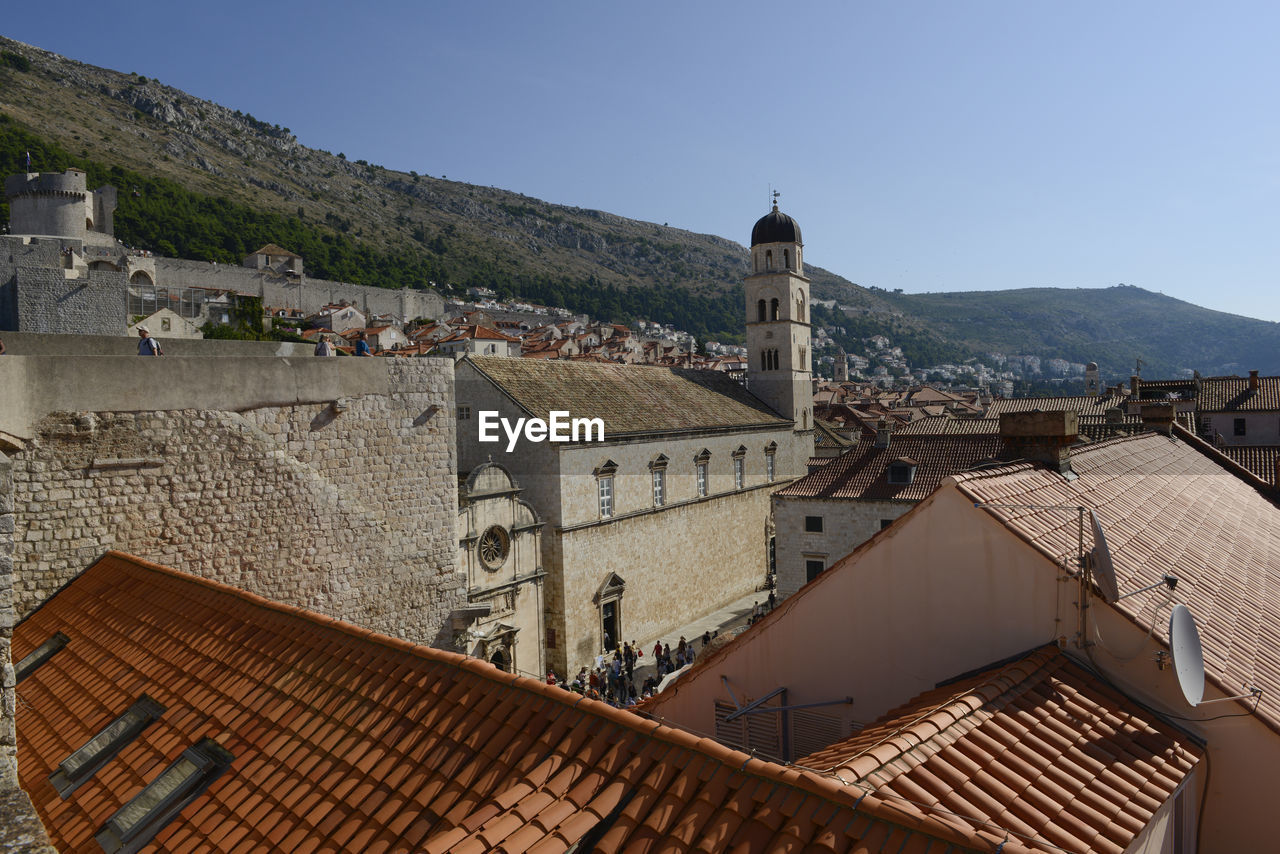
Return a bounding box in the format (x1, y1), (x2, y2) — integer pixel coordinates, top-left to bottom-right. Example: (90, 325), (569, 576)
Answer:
(0, 330), (311, 357)
(1, 356), (461, 646)
(153, 258), (445, 321)
(2, 265), (127, 336)
(0, 454), (15, 787)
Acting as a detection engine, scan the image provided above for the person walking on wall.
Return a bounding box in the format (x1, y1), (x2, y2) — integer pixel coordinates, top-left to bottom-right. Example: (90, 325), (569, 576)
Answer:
(354, 331), (372, 357)
(137, 327), (163, 356)
(314, 337), (333, 356)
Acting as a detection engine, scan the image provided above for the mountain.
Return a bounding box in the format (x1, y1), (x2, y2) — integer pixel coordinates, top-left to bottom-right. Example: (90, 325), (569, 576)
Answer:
(2, 35), (1278, 378)
(877, 285), (1280, 378)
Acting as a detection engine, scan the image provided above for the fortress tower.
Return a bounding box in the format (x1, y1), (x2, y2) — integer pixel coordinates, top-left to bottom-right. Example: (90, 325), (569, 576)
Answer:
(745, 200), (813, 433)
(4, 168), (116, 246)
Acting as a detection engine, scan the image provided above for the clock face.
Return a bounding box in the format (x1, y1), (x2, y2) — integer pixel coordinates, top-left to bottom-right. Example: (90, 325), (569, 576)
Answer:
(478, 525), (510, 570)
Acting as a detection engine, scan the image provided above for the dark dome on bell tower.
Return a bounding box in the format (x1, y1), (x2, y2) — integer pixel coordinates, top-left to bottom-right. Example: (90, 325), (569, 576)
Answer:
(751, 203), (802, 246)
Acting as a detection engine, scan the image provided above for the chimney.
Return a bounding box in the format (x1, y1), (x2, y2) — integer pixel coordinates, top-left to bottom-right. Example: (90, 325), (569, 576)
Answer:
(999, 410), (1079, 475)
(874, 418), (892, 449)
(1140, 403), (1176, 435)
(1130, 375), (1140, 400)
(1105, 406), (1125, 425)
(1250, 370), (1259, 391)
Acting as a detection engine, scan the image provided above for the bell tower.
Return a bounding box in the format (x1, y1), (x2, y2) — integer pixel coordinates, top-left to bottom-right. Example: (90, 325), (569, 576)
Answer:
(745, 195), (812, 432)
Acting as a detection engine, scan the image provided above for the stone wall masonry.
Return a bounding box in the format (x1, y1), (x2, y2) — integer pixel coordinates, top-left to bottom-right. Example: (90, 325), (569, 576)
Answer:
(0, 331), (312, 358)
(0, 453), (16, 788)
(153, 258), (445, 321)
(773, 496), (914, 600)
(550, 485), (773, 675)
(12, 266), (127, 335)
(5, 357), (461, 647)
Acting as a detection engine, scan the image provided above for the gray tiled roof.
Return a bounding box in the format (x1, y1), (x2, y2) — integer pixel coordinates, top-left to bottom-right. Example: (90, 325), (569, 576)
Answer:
(464, 356), (788, 435)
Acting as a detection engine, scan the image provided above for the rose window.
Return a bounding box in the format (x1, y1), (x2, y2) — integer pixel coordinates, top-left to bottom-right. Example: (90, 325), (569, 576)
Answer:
(479, 525), (510, 569)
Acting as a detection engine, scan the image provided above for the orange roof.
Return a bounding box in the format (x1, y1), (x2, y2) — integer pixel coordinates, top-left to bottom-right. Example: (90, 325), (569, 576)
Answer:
(776, 434), (1004, 501)
(799, 646), (1203, 854)
(249, 243), (300, 258)
(1215, 443), (1280, 486)
(985, 395), (1128, 417)
(953, 431), (1280, 733)
(15, 552), (1015, 853)
(1197, 374), (1280, 411)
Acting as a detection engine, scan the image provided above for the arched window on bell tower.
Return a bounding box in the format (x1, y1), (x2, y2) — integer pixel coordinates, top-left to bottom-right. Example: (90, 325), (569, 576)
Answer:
(770, 298), (779, 321)
(783, 249), (790, 270)
(757, 299), (766, 322)
(765, 249), (773, 269)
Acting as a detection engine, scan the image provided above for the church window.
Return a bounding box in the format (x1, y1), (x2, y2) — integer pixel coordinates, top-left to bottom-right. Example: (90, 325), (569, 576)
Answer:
(732, 446), (746, 489)
(805, 557), (825, 583)
(598, 476), (614, 518)
(770, 298), (779, 321)
(757, 299), (766, 322)
(765, 249), (773, 269)
(478, 526), (511, 569)
(796, 293), (805, 322)
(595, 459), (618, 518)
(695, 449), (711, 497)
(804, 515), (823, 533)
(765, 442), (777, 482)
(783, 249), (790, 269)
(649, 454), (668, 507)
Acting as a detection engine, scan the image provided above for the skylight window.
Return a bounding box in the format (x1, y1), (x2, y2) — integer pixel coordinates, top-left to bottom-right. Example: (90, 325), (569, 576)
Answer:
(50, 695), (165, 798)
(95, 738), (233, 854)
(14, 631), (69, 684)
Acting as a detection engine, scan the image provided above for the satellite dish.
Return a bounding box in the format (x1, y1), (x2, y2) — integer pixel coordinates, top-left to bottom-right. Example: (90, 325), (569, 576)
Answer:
(1169, 604), (1206, 706)
(1089, 510), (1120, 603)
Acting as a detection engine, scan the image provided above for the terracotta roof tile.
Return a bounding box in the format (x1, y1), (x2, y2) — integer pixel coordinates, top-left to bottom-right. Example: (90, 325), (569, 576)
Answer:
(16, 551), (1026, 854)
(777, 434), (1005, 501)
(953, 432), (1280, 732)
(985, 394), (1130, 417)
(463, 355), (788, 435)
(1215, 444), (1280, 486)
(1197, 375), (1280, 411)
(796, 646), (1202, 854)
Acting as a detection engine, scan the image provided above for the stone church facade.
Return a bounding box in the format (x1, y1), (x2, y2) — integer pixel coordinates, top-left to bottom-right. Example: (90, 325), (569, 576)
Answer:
(455, 204), (816, 675)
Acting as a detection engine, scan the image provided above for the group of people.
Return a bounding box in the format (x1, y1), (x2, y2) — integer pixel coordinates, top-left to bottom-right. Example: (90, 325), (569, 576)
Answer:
(540, 631), (725, 710)
(313, 331), (371, 356)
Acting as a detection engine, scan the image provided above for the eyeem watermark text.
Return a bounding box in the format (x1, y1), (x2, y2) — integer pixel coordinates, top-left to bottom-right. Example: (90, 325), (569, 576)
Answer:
(478, 410), (605, 452)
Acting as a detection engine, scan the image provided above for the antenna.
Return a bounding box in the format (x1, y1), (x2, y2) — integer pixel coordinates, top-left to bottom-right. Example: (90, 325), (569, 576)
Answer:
(1087, 510), (1120, 603)
(1168, 604), (1205, 706)
(1168, 604), (1262, 708)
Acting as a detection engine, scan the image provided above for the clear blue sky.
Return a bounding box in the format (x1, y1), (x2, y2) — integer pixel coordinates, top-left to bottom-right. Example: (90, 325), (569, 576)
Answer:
(7, 2), (1280, 320)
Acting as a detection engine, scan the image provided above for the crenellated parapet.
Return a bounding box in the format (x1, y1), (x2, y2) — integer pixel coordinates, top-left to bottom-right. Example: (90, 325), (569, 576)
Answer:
(4, 169), (115, 243)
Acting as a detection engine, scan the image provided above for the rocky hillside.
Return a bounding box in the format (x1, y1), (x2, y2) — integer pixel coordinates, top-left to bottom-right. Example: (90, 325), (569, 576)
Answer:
(0, 36), (878, 322)
(2, 35), (1278, 377)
